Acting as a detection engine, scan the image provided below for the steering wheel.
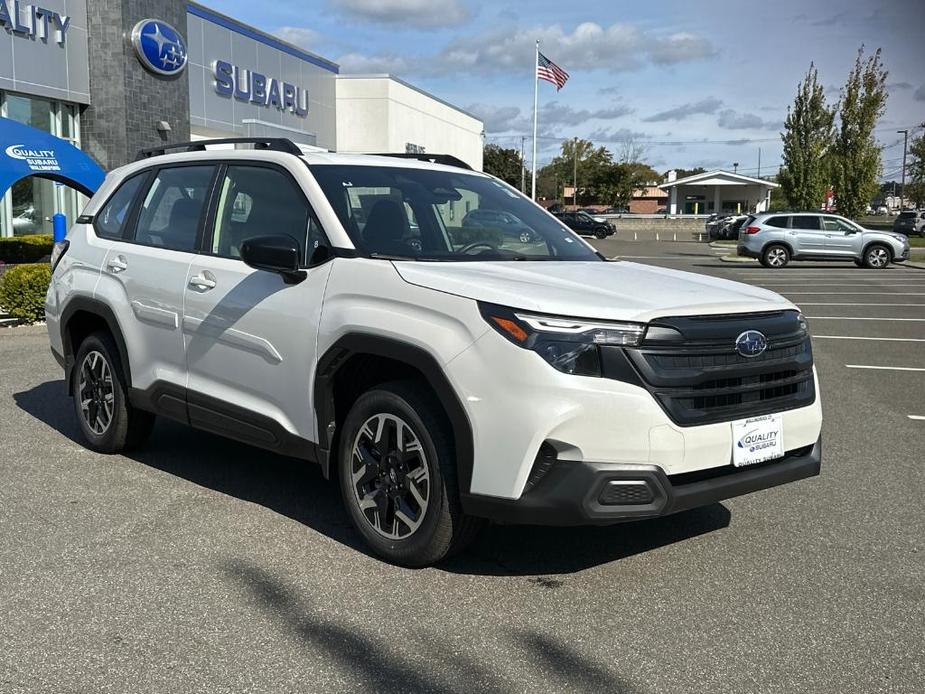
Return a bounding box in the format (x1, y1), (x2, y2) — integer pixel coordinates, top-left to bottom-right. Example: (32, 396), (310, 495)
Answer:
(459, 242), (498, 254)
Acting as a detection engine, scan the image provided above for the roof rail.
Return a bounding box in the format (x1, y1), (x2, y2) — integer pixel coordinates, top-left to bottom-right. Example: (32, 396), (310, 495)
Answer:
(135, 137), (302, 160)
(370, 152), (473, 170)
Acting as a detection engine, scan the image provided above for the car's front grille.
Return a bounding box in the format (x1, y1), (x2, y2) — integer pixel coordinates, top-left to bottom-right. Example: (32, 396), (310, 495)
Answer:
(607, 310), (815, 426)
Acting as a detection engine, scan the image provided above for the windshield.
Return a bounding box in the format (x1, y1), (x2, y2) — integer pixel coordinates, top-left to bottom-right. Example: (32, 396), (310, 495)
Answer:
(309, 164), (602, 262)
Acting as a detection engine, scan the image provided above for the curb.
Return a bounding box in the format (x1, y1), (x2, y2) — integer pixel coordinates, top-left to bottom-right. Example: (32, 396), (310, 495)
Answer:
(897, 261), (925, 271)
(719, 254), (757, 264)
(708, 242), (737, 249)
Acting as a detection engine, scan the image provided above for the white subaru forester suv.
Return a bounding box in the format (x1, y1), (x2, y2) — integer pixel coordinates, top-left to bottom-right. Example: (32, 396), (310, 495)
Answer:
(46, 139), (822, 566)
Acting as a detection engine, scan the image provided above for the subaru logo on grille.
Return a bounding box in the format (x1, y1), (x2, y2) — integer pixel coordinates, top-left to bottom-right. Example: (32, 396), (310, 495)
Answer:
(131, 19), (188, 77)
(735, 330), (768, 357)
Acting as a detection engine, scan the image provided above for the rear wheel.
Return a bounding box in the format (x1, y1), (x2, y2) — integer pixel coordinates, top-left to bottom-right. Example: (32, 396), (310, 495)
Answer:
(71, 332), (154, 453)
(760, 244), (790, 268)
(863, 244), (891, 269)
(338, 381), (483, 567)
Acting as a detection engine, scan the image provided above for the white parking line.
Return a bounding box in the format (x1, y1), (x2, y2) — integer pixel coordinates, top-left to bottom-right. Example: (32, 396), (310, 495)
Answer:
(814, 335), (925, 342)
(797, 302), (925, 306)
(909, 415), (925, 421)
(845, 365), (925, 372)
(806, 316), (925, 321)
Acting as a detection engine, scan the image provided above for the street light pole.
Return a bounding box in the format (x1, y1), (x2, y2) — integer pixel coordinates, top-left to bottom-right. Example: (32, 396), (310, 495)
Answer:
(520, 135), (526, 194)
(733, 162), (739, 174)
(573, 137), (578, 208)
(898, 129), (909, 211)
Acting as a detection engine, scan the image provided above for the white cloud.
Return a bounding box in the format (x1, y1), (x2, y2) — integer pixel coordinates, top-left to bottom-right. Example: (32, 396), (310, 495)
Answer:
(337, 52), (410, 74)
(642, 97), (723, 122)
(648, 32), (716, 65)
(466, 103), (523, 133)
(333, 0), (470, 28)
(276, 27), (322, 50)
(915, 84), (925, 102)
(717, 109), (764, 129)
(468, 101), (634, 134)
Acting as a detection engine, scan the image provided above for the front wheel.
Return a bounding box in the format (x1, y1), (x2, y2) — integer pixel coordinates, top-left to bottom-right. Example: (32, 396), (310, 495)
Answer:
(863, 244), (891, 269)
(337, 381), (483, 567)
(760, 244), (790, 268)
(594, 228), (608, 239)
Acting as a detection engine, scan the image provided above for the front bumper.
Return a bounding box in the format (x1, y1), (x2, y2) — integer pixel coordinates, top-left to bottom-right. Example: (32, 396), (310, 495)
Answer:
(461, 437), (821, 526)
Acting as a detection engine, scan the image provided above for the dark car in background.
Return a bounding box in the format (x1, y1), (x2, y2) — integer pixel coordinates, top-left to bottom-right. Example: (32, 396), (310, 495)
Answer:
(553, 211), (615, 239)
(893, 210), (925, 237)
(462, 209), (535, 243)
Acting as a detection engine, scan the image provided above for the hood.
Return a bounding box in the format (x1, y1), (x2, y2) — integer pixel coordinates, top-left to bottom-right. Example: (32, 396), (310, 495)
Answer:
(393, 260), (796, 322)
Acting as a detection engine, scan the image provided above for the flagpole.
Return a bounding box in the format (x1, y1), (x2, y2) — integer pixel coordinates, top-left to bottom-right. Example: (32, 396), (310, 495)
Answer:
(531, 39), (539, 201)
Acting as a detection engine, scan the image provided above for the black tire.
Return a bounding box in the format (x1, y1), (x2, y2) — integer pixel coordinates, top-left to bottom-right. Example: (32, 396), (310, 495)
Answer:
(862, 244), (891, 269)
(853, 258), (864, 267)
(594, 228), (608, 239)
(337, 381), (483, 567)
(760, 244), (790, 268)
(71, 331), (155, 453)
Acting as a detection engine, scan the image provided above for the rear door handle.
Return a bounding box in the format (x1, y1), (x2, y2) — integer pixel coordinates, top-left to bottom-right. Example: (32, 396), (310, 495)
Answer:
(107, 257), (127, 273)
(188, 272), (216, 291)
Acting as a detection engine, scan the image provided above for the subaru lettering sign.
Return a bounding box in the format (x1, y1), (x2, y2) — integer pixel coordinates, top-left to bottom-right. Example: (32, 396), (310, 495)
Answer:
(735, 330), (768, 358)
(213, 60), (310, 117)
(131, 19), (188, 77)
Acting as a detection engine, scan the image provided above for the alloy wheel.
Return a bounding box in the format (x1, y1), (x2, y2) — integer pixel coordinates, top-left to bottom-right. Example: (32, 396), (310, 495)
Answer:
(867, 247), (889, 268)
(350, 413), (431, 540)
(78, 351), (114, 435)
(768, 248), (788, 267)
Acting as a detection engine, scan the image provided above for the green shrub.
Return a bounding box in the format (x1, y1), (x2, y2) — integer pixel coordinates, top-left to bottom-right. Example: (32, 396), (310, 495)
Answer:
(0, 234), (54, 264)
(447, 226), (504, 247)
(0, 263), (52, 324)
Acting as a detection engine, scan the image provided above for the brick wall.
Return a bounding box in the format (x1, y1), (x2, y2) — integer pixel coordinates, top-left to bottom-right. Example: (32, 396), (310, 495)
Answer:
(82, 0), (191, 171)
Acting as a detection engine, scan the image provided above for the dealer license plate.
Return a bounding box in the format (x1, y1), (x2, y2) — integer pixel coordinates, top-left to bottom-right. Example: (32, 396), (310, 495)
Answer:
(731, 414), (784, 467)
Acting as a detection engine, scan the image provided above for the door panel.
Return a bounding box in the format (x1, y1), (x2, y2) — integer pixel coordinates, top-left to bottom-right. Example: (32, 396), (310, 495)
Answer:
(789, 215), (826, 255)
(183, 163), (331, 443)
(821, 216), (861, 255)
(93, 165), (214, 393)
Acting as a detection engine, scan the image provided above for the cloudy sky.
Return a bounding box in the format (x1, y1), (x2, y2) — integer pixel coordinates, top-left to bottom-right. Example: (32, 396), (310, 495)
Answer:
(210, 0), (924, 177)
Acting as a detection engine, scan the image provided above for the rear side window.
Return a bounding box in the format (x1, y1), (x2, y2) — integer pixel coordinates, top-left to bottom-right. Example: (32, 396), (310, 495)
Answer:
(94, 173), (147, 239)
(765, 216), (789, 228)
(791, 216), (821, 230)
(132, 166), (215, 251)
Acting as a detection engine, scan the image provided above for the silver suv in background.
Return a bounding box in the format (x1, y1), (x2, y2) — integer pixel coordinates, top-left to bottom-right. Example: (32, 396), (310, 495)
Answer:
(738, 212), (911, 268)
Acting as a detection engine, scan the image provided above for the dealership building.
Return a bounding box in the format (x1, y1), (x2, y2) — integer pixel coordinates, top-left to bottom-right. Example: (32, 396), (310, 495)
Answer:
(0, 0), (484, 237)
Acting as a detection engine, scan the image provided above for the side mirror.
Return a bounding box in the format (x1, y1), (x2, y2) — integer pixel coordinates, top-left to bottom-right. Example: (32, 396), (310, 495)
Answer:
(240, 235), (306, 284)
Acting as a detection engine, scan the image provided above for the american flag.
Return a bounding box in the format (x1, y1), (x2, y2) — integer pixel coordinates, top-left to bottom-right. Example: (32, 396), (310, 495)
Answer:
(537, 52), (569, 91)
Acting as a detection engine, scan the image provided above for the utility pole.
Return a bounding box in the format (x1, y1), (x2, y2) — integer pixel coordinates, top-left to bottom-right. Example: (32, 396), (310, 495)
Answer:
(520, 136), (526, 193)
(898, 129), (909, 211)
(573, 137), (578, 208)
(757, 148), (761, 179)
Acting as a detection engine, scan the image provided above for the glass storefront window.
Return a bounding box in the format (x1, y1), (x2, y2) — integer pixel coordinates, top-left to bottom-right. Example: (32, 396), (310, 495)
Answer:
(5, 93), (54, 133)
(1, 91), (86, 238)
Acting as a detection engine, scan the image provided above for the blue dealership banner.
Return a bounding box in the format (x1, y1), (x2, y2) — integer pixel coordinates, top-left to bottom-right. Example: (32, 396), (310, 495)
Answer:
(0, 116), (105, 198)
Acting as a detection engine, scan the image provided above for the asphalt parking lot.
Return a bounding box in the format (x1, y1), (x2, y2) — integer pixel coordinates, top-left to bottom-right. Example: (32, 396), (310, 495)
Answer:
(1, 241), (923, 693)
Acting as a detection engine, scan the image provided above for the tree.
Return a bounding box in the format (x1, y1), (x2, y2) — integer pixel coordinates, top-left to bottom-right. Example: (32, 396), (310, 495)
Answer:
(665, 167), (706, 180)
(545, 139), (613, 206)
(906, 133), (925, 208)
(830, 47), (889, 219)
(482, 144), (523, 188)
(778, 63), (835, 210)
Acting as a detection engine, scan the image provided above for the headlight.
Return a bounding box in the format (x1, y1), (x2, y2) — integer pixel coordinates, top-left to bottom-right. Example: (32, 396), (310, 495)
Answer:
(479, 302), (645, 376)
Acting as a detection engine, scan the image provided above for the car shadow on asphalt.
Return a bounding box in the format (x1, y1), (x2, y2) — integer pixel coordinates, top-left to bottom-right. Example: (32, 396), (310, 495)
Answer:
(222, 558), (642, 693)
(15, 379), (730, 576)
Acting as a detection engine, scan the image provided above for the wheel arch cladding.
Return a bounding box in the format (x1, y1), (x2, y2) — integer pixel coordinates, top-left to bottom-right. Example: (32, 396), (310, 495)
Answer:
(314, 334), (474, 491)
(61, 298), (132, 394)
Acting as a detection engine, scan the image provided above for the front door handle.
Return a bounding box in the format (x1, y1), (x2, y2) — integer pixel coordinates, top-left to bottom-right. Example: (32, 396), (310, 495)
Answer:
(107, 256), (127, 273)
(188, 272), (216, 291)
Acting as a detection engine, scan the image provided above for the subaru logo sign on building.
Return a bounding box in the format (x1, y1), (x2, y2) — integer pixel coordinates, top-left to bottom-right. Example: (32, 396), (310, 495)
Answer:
(131, 19), (188, 77)
(735, 330), (768, 358)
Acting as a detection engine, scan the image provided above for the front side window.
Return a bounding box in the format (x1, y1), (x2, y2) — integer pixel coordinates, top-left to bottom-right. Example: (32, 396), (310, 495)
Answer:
(133, 166), (214, 251)
(95, 173), (147, 239)
(310, 165), (601, 262)
(210, 165), (325, 262)
(791, 215), (821, 230)
(822, 217), (856, 232)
